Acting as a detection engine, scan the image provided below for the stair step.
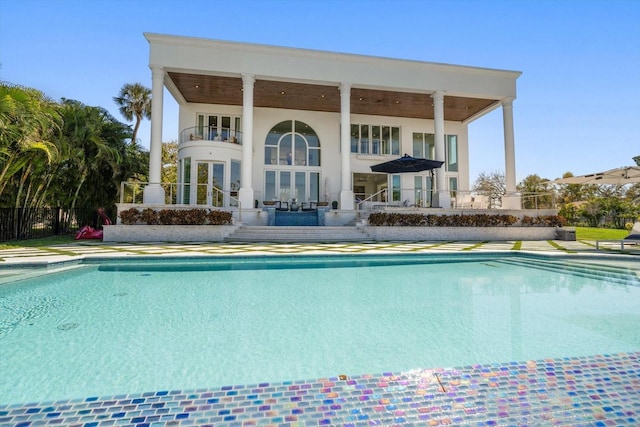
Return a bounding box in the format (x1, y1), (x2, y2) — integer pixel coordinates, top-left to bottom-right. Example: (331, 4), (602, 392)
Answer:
(224, 226), (372, 243)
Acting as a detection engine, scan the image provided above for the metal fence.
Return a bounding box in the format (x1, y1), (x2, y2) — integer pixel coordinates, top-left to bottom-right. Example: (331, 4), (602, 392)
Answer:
(0, 208), (100, 242)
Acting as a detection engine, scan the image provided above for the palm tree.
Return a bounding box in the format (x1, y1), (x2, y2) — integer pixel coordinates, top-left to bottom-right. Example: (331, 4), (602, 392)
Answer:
(113, 83), (151, 145)
(0, 83), (61, 203)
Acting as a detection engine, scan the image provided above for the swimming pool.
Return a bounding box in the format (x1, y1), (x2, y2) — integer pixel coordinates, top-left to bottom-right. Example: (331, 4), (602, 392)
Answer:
(1, 253), (639, 408)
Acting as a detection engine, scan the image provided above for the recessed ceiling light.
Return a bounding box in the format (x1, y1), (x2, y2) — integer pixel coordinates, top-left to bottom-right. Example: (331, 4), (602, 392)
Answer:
(195, 85), (199, 88)
(281, 91), (285, 95)
(359, 97), (363, 101)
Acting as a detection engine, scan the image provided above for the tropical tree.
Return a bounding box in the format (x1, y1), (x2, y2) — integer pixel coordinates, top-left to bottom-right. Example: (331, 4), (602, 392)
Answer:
(113, 83), (151, 145)
(161, 140), (178, 184)
(0, 82), (61, 205)
(472, 170), (505, 204)
(517, 174), (554, 209)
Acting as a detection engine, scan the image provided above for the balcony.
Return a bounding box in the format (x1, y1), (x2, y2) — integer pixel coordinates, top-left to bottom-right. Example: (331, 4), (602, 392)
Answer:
(180, 126), (242, 145)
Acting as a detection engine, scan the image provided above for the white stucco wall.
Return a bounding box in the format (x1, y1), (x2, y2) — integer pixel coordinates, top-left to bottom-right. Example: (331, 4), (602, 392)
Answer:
(177, 106), (471, 206)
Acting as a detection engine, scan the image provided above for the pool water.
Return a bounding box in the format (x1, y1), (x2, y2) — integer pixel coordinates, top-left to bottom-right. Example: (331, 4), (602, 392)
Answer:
(1, 254), (639, 405)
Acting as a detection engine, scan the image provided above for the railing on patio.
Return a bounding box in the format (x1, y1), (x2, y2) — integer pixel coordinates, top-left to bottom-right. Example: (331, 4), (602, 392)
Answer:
(0, 207), (98, 242)
(356, 188), (389, 219)
(179, 126), (242, 145)
(520, 192), (557, 209)
(120, 182), (240, 209)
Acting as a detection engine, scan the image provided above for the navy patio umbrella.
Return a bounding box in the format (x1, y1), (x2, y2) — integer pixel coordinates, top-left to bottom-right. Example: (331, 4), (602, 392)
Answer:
(370, 154), (444, 173)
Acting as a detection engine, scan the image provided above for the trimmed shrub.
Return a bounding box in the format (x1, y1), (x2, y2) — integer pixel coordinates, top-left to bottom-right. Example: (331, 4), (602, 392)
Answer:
(521, 215), (567, 227)
(368, 213), (520, 227)
(118, 208), (232, 225)
(158, 209), (177, 225)
(207, 209), (233, 225)
(119, 208), (140, 225)
(140, 208), (158, 225)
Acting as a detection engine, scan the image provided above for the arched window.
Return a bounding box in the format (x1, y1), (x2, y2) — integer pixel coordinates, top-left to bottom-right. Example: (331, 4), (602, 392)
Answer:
(263, 121), (321, 202)
(264, 120), (320, 166)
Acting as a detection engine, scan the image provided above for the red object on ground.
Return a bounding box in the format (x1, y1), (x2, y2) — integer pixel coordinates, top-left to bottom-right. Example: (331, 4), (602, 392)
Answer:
(74, 208), (112, 240)
(74, 225), (103, 240)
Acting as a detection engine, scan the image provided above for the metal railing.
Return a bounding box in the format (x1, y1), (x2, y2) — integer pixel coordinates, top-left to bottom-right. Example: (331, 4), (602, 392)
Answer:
(0, 207), (100, 242)
(179, 127), (242, 145)
(356, 188), (389, 218)
(120, 182), (240, 209)
(520, 192), (557, 209)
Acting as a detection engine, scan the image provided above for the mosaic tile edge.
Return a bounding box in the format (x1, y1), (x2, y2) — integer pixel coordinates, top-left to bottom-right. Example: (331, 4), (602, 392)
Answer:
(1, 351), (638, 426)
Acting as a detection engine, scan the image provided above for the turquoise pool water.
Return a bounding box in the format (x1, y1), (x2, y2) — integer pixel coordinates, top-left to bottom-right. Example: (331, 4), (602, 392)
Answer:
(1, 254), (639, 405)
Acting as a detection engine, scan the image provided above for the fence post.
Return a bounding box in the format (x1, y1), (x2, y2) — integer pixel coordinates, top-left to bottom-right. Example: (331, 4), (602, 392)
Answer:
(53, 207), (61, 235)
(16, 208), (23, 240)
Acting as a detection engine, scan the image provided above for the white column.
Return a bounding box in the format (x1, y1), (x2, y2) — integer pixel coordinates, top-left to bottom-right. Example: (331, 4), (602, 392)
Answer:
(339, 82), (354, 210)
(431, 91), (450, 208)
(501, 97), (521, 209)
(238, 73), (255, 210)
(143, 66), (166, 204)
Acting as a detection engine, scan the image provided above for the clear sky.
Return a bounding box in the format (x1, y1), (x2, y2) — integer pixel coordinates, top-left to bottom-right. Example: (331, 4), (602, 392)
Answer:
(1, 0), (638, 184)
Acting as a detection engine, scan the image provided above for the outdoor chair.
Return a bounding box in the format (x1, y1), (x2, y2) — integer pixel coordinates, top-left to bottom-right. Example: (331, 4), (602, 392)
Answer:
(596, 221), (640, 251)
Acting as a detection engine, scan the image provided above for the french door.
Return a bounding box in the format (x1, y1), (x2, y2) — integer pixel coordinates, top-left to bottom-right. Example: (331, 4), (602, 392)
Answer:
(196, 161), (224, 206)
(264, 170), (320, 202)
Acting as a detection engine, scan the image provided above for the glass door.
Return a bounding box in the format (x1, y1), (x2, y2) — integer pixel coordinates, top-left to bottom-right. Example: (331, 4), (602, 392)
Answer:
(195, 161), (225, 206)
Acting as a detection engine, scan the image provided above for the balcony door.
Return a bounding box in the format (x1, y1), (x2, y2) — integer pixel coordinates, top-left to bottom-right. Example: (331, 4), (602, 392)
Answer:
(196, 161), (224, 206)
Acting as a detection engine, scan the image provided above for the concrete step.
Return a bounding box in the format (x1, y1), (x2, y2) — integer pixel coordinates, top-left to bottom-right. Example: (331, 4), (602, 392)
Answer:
(224, 226), (373, 243)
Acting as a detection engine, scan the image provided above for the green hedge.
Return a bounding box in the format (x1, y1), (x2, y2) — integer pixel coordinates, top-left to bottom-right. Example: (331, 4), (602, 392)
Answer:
(118, 208), (232, 225)
(368, 213), (565, 227)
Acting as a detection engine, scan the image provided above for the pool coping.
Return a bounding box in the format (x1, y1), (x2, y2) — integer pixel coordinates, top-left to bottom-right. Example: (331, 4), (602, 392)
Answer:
(1, 351), (638, 426)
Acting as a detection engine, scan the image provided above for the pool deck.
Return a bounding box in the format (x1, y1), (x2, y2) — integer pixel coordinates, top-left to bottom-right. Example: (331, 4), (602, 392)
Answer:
(1, 239), (639, 426)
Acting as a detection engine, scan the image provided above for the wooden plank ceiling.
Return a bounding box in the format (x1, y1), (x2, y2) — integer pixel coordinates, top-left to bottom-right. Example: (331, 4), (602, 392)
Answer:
(168, 72), (498, 122)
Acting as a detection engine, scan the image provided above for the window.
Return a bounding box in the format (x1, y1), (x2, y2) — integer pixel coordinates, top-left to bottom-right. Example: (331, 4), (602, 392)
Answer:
(449, 177), (458, 197)
(412, 133), (435, 159)
(351, 123), (400, 155)
(446, 135), (458, 172)
(230, 160), (241, 207)
(414, 175), (433, 208)
(265, 170), (276, 201)
(263, 120), (322, 203)
(182, 157), (191, 204)
(196, 113), (241, 142)
(264, 120), (320, 166)
(391, 175), (401, 202)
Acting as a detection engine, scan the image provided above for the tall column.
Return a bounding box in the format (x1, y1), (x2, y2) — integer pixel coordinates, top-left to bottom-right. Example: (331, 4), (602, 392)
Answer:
(339, 82), (354, 210)
(143, 66), (166, 204)
(238, 73), (255, 210)
(431, 91), (450, 208)
(501, 97), (521, 209)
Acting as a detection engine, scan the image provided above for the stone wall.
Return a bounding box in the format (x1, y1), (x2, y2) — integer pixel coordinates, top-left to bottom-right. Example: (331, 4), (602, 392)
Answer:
(103, 225), (238, 242)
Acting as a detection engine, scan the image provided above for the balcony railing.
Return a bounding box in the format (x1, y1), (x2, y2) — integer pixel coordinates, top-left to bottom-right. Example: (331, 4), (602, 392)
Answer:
(180, 126), (242, 145)
(120, 182), (240, 209)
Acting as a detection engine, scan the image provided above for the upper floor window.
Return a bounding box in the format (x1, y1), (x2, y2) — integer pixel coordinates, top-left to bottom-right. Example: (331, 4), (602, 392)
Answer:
(196, 113), (241, 142)
(446, 135), (458, 172)
(412, 133), (458, 172)
(350, 124), (400, 155)
(264, 120), (320, 166)
(412, 133), (435, 159)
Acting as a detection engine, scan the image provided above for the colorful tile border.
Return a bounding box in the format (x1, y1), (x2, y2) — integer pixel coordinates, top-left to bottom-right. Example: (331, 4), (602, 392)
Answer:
(1, 352), (638, 426)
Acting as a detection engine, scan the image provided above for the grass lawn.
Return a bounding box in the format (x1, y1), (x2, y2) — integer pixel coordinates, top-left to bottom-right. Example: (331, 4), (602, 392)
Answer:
(575, 227), (628, 240)
(0, 234), (77, 250)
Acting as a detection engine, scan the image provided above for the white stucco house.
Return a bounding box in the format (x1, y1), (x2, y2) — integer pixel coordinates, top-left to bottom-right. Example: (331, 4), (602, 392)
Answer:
(141, 33), (522, 224)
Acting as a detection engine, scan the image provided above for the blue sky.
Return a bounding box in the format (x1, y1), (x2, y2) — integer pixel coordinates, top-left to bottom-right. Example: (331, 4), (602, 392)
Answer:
(1, 0), (638, 184)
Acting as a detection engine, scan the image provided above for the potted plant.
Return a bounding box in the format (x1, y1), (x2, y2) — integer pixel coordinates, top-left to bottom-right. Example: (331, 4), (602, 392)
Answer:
(331, 201), (338, 209)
